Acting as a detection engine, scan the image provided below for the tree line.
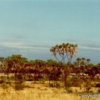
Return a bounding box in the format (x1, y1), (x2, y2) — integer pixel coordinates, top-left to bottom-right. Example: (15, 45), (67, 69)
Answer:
(0, 43), (100, 89)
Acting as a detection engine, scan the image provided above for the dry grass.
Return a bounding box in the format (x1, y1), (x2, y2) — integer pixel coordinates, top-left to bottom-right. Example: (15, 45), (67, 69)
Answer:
(0, 82), (100, 100)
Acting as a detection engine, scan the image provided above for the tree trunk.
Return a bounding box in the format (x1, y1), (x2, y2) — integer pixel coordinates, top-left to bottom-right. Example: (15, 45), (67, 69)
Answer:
(63, 68), (68, 87)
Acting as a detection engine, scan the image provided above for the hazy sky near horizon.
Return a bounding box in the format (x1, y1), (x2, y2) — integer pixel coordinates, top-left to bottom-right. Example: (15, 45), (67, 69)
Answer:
(0, 0), (100, 63)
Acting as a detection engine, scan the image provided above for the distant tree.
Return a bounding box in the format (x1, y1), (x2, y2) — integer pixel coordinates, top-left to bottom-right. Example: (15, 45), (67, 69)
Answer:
(50, 43), (78, 63)
(0, 57), (5, 73)
(75, 57), (91, 67)
(50, 43), (78, 88)
(87, 58), (91, 65)
(5, 54), (28, 80)
(74, 58), (81, 67)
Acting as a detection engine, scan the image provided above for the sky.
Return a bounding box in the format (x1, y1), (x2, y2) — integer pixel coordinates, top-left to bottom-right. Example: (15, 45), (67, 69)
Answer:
(0, 0), (100, 63)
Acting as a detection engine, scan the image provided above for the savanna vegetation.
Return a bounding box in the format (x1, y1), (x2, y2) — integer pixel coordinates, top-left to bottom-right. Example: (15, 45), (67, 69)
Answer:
(0, 43), (100, 100)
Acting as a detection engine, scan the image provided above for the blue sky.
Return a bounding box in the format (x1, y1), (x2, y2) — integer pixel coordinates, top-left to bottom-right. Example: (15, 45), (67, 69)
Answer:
(0, 0), (100, 63)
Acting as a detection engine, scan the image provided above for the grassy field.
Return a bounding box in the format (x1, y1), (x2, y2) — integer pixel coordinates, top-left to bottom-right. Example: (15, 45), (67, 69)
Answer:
(0, 81), (100, 100)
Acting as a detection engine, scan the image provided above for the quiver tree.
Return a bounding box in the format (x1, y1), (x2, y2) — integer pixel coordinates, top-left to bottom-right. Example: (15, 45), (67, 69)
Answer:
(50, 43), (78, 88)
(50, 43), (77, 63)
